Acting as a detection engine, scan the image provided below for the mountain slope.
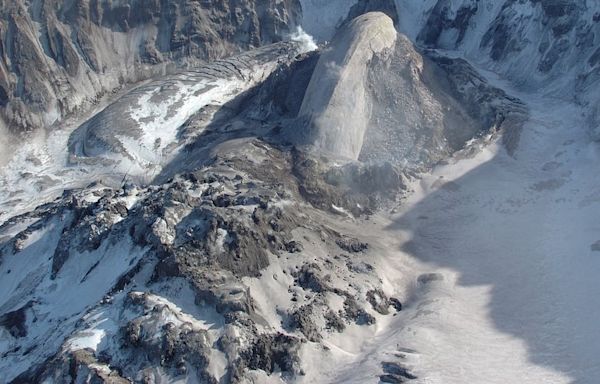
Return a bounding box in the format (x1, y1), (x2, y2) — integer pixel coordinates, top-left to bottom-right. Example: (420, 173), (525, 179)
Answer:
(328, 68), (600, 384)
(0, 0), (301, 139)
(1, 1), (600, 384)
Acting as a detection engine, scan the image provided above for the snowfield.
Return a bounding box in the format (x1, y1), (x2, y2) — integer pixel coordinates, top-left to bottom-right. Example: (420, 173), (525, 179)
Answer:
(318, 85), (600, 383)
(1, 1), (600, 383)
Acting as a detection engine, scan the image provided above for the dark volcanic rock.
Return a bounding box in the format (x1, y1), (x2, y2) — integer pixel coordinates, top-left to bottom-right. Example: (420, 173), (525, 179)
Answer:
(13, 349), (130, 384)
(381, 361), (418, 382)
(238, 332), (303, 377)
(342, 295), (375, 326)
(324, 310), (346, 332)
(287, 304), (322, 341)
(0, 303), (29, 338)
(294, 263), (330, 293)
(122, 297), (216, 383)
(285, 240), (304, 253)
(417, 0), (478, 47)
(366, 289), (390, 315)
(389, 297), (403, 312)
(0, 0), (302, 134)
(336, 237), (369, 253)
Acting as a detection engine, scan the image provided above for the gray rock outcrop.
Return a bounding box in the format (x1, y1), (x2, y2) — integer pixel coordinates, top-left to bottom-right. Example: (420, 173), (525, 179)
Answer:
(0, 0), (301, 136)
(296, 12), (397, 160)
(292, 11), (526, 165)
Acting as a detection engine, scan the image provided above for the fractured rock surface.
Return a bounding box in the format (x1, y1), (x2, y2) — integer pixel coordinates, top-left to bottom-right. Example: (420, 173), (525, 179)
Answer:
(5, 1), (600, 383)
(292, 11), (526, 165)
(296, 12), (397, 160)
(0, 0), (302, 136)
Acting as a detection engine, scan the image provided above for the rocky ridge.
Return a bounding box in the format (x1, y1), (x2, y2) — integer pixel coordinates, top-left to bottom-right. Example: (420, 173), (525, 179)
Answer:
(394, 0), (600, 137)
(0, 0), (302, 138)
(3, 1), (598, 383)
(1, 137), (408, 383)
(0, 7), (531, 382)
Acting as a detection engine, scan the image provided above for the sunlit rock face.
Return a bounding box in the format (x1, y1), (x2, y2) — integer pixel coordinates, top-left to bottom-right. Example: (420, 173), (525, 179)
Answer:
(296, 12), (397, 160)
(3, 2), (600, 383)
(67, 42), (304, 179)
(293, 10), (525, 165)
(0, 0), (302, 135)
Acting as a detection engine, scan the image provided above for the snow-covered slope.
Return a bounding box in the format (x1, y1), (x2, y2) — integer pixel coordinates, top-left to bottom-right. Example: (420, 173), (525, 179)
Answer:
(0, 41), (312, 224)
(395, 0), (600, 131)
(69, 42), (306, 179)
(326, 75), (600, 384)
(1, 1), (600, 384)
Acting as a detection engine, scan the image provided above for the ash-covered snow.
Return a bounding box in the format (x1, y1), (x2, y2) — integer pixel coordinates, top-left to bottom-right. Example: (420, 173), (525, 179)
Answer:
(1, 2), (600, 384)
(319, 67), (600, 384)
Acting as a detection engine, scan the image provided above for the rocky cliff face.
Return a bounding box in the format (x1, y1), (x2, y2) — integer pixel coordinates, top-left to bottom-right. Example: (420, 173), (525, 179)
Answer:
(296, 12), (398, 160)
(0, 0), (301, 136)
(399, 0), (600, 124)
(1, 1), (600, 383)
(409, 0), (600, 143)
(293, 10), (525, 165)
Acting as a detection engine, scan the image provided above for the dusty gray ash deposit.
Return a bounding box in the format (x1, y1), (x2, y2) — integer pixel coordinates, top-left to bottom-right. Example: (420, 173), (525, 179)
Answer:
(1, 1), (600, 383)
